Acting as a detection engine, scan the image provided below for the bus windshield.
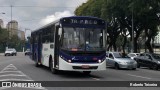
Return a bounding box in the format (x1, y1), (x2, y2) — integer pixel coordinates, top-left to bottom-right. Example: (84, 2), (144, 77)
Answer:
(61, 27), (104, 51)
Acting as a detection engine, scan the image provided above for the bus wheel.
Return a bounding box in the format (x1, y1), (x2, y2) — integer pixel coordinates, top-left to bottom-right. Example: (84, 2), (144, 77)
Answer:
(35, 62), (41, 67)
(35, 58), (41, 67)
(83, 71), (91, 75)
(49, 60), (58, 74)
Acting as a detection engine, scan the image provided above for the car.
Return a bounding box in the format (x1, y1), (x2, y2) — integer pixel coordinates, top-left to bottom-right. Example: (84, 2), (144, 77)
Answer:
(128, 53), (140, 59)
(134, 53), (160, 70)
(106, 52), (137, 70)
(4, 48), (17, 56)
(25, 49), (30, 55)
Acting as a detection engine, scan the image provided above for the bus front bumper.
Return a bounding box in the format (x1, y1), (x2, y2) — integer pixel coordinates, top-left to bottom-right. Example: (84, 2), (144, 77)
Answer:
(59, 58), (106, 71)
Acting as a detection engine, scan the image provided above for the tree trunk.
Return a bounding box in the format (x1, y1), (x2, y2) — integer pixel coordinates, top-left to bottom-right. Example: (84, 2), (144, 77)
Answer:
(145, 29), (153, 53)
(146, 36), (153, 53)
(122, 35), (127, 54)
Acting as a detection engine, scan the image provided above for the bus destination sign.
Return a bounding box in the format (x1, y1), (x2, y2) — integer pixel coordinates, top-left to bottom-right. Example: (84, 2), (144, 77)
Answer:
(61, 18), (105, 26)
(70, 19), (98, 25)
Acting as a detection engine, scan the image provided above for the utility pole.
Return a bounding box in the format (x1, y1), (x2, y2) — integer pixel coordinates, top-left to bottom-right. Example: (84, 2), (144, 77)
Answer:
(131, 6), (134, 53)
(7, 5), (13, 49)
(11, 5), (13, 36)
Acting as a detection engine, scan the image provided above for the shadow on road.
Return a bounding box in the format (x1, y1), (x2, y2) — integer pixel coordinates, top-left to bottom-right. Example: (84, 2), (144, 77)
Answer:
(106, 66), (138, 71)
(38, 65), (104, 80)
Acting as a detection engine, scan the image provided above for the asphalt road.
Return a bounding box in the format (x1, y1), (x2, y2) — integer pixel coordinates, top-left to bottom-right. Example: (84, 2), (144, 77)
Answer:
(0, 53), (160, 90)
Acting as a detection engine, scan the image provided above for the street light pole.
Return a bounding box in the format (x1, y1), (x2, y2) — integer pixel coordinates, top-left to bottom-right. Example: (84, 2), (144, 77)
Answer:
(131, 5), (134, 53)
(10, 5), (13, 36)
(7, 5), (13, 49)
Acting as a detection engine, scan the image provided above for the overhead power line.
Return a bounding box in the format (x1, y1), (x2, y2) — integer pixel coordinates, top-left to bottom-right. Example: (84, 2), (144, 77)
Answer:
(0, 5), (77, 8)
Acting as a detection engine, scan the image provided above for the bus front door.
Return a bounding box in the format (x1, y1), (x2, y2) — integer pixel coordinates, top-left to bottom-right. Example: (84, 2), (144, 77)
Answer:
(54, 26), (60, 69)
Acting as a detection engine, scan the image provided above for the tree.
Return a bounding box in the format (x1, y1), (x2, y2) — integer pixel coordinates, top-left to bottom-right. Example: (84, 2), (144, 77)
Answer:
(0, 27), (8, 52)
(75, 0), (160, 53)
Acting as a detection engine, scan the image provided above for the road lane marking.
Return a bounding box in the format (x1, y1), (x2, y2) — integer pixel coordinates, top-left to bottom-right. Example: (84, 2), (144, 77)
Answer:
(18, 70), (33, 80)
(0, 65), (32, 80)
(128, 74), (152, 80)
(0, 71), (22, 74)
(0, 74), (26, 77)
(0, 64), (48, 90)
(1, 64), (18, 72)
(1, 68), (17, 71)
(4, 64), (16, 68)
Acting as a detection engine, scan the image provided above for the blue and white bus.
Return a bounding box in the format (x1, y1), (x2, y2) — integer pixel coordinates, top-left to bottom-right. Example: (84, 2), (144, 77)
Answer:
(30, 16), (106, 74)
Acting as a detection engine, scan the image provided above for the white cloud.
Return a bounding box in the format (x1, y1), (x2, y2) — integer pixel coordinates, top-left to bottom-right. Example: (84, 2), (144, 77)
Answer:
(40, 10), (73, 25)
(0, 0), (87, 38)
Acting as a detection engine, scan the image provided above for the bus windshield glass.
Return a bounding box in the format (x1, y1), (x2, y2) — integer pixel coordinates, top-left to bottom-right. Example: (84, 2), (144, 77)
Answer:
(61, 27), (104, 51)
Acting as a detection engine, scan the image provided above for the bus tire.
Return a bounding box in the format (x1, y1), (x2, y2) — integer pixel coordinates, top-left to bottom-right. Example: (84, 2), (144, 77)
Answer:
(83, 71), (91, 75)
(35, 55), (41, 67)
(35, 61), (41, 67)
(49, 58), (58, 74)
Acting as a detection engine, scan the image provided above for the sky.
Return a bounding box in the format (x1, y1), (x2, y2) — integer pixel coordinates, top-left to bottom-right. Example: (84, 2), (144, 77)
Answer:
(0, 0), (87, 38)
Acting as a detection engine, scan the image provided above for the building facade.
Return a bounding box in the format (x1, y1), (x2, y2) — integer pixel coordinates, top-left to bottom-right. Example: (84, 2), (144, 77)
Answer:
(6, 20), (18, 37)
(0, 19), (4, 28)
(154, 26), (160, 47)
(154, 32), (160, 45)
(18, 30), (25, 40)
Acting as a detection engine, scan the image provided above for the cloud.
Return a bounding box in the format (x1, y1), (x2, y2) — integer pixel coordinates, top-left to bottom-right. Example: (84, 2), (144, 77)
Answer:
(40, 10), (73, 25)
(0, 0), (87, 38)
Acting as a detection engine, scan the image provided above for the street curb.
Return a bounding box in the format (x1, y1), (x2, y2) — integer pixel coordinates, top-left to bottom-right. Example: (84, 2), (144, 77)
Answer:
(0, 53), (4, 56)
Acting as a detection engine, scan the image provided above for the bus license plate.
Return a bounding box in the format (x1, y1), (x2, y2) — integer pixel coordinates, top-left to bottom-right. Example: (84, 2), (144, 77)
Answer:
(81, 65), (90, 69)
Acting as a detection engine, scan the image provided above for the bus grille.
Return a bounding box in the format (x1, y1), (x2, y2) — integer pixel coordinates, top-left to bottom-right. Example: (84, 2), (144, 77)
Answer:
(72, 66), (98, 69)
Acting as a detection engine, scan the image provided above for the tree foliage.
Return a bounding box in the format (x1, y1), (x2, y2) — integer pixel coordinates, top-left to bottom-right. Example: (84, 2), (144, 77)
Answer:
(0, 27), (26, 52)
(75, 0), (160, 53)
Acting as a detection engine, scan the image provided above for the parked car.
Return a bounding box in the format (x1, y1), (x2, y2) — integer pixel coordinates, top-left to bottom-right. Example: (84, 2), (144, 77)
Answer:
(134, 53), (160, 70)
(106, 52), (137, 70)
(25, 49), (30, 55)
(128, 53), (140, 59)
(4, 48), (17, 56)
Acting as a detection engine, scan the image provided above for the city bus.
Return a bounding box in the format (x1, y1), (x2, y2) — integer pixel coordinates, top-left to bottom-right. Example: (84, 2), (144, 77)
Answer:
(30, 16), (106, 74)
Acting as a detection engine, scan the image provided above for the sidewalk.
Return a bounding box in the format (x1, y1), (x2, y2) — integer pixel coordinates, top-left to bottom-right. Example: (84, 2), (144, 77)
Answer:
(0, 53), (4, 56)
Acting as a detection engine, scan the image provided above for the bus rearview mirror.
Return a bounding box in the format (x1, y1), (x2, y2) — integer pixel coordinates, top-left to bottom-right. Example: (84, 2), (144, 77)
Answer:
(58, 28), (62, 36)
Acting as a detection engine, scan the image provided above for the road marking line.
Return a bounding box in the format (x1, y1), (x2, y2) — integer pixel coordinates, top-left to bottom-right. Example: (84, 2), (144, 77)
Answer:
(1, 64), (18, 72)
(5, 64), (16, 68)
(1, 68), (17, 71)
(5, 65), (17, 68)
(0, 74), (26, 77)
(128, 74), (151, 79)
(0, 64), (48, 90)
(0, 71), (22, 74)
(19, 71), (33, 80)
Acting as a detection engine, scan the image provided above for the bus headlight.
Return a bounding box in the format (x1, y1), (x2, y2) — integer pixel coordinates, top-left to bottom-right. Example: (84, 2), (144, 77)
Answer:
(98, 60), (102, 63)
(68, 60), (72, 63)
